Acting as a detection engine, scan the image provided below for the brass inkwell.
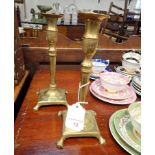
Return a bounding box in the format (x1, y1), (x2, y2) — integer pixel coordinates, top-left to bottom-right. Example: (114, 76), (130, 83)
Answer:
(33, 14), (68, 111)
(57, 12), (109, 148)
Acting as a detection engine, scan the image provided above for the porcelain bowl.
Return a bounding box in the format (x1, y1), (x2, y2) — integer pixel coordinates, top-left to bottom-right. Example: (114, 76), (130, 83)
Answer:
(99, 72), (130, 93)
(92, 59), (109, 74)
(122, 51), (141, 74)
(128, 101), (141, 135)
(37, 5), (52, 12)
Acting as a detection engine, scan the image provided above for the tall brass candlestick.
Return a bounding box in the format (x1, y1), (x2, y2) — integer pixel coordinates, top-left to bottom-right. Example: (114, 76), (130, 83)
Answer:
(34, 14), (68, 111)
(57, 12), (109, 148)
(79, 14), (102, 102)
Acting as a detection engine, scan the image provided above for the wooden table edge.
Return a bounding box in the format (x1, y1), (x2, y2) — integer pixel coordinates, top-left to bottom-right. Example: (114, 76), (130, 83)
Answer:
(14, 70), (29, 102)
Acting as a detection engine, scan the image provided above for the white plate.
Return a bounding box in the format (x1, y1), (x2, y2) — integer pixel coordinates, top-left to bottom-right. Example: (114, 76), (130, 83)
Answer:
(130, 83), (141, 96)
(132, 75), (141, 88)
(132, 82), (141, 91)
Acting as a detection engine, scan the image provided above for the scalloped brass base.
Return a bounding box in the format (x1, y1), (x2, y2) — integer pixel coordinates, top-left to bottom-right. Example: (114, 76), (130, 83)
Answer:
(57, 110), (105, 149)
(33, 88), (68, 111)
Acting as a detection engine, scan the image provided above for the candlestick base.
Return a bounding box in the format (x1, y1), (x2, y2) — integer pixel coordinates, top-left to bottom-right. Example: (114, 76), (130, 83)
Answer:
(33, 88), (68, 111)
(57, 110), (105, 149)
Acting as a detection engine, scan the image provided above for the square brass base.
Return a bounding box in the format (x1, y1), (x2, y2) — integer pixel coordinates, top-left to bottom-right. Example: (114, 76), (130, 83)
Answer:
(57, 110), (105, 148)
(33, 88), (68, 111)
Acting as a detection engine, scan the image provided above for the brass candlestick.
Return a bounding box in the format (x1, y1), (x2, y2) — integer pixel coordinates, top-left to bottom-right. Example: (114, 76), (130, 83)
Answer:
(34, 14), (68, 111)
(57, 12), (109, 148)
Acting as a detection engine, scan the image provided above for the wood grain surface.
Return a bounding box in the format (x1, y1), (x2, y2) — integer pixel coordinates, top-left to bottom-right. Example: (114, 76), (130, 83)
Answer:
(20, 32), (141, 49)
(15, 67), (140, 155)
(21, 33), (141, 76)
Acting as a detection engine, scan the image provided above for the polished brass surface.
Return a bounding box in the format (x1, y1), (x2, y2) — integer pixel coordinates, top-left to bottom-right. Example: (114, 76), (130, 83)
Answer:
(78, 12), (109, 21)
(57, 110), (105, 149)
(79, 13), (109, 40)
(57, 12), (108, 148)
(79, 12), (109, 102)
(33, 14), (68, 111)
(33, 88), (68, 111)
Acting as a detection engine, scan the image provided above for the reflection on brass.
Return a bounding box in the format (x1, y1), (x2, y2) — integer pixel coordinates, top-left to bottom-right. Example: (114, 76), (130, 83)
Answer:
(33, 14), (68, 111)
(57, 12), (109, 148)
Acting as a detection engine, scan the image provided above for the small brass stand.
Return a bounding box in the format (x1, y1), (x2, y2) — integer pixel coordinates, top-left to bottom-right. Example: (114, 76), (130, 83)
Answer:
(57, 12), (109, 148)
(34, 14), (68, 111)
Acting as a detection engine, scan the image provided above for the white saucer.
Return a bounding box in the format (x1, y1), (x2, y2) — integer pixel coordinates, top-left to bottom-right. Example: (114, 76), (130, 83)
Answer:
(90, 68), (112, 80)
(114, 66), (140, 78)
(130, 82), (141, 96)
(132, 75), (141, 88)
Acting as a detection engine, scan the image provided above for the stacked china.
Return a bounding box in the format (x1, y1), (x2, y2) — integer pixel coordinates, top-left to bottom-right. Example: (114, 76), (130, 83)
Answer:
(109, 102), (141, 155)
(90, 72), (137, 105)
(131, 75), (141, 96)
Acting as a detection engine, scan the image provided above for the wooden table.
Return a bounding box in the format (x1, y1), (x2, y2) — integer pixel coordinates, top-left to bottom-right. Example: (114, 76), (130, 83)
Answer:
(15, 67), (140, 155)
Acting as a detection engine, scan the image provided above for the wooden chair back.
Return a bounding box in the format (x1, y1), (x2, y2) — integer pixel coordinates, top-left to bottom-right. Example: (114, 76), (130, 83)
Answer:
(100, 0), (129, 42)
